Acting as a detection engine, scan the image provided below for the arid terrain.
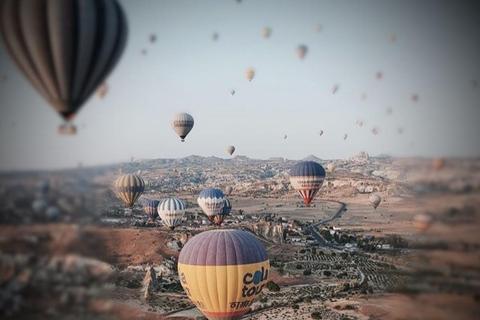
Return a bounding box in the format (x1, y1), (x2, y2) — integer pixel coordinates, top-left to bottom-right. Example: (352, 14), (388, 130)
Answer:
(1, 153), (479, 320)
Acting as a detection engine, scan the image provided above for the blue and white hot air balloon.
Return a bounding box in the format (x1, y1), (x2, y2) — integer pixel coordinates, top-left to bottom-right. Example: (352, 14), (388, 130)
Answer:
(289, 161), (326, 206)
(197, 189), (225, 222)
(144, 199), (160, 222)
(157, 197), (186, 230)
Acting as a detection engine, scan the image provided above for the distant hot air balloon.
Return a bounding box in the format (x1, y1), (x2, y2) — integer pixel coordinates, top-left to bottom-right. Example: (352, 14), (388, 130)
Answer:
(376, 72), (383, 80)
(319, 130), (324, 136)
(178, 229), (269, 320)
(230, 89), (235, 96)
(212, 32), (219, 41)
(412, 94), (419, 102)
(263, 27), (272, 38)
(97, 83), (108, 99)
(360, 93), (367, 101)
(171, 113), (194, 142)
(369, 194), (381, 209)
(136, 169), (142, 176)
(332, 84), (339, 94)
(432, 158), (446, 172)
(32, 199), (48, 213)
(413, 213), (433, 233)
(355, 119), (364, 127)
(158, 197), (186, 230)
(129, 156), (134, 162)
(245, 68), (255, 82)
(144, 199), (160, 223)
(0, 0), (128, 134)
(297, 45), (308, 59)
(214, 197), (232, 226)
(149, 34), (157, 43)
(327, 164), (335, 173)
(370, 128), (378, 135)
(114, 174), (145, 208)
(225, 185), (233, 196)
(289, 161), (326, 206)
(197, 189), (225, 221)
(227, 145), (235, 156)
(343, 134), (348, 140)
(389, 33), (397, 42)
(284, 135), (288, 140)
(315, 23), (323, 32)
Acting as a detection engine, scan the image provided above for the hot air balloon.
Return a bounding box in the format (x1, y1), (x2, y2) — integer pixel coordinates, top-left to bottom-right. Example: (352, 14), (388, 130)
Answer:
(0, 0), (128, 135)
(225, 186), (233, 196)
(297, 45), (308, 59)
(343, 134), (348, 140)
(284, 135), (288, 140)
(289, 161), (325, 206)
(230, 89), (235, 96)
(129, 156), (134, 162)
(171, 113), (194, 142)
(360, 93), (367, 100)
(212, 32), (219, 41)
(370, 128), (378, 135)
(197, 189), (225, 221)
(389, 33), (397, 42)
(32, 199), (48, 213)
(369, 194), (381, 209)
(144, 199), (160, 223)
(157, 197), (185, 230)
(432, 158), (446, 172)
(412, 94), (419, 102)
(319, 130), (324, 136)
(97, 83), (108, 99)
(245, 68), (255, 82)
(315, 23), (323, 32)
(327, 164), (335, 173)
(114, 174), (145, 208)
(214, 197), (232, 226)
(263, 27), (272, 38)
(332, 84), (339, 94)
(376, 72), (383, 80)
(149, 34), (157, 43)
(413, 213), (433, 233)
(355, 119), (363, 127)
(227, 145), (235, 156)
(178, 229), (269, 320)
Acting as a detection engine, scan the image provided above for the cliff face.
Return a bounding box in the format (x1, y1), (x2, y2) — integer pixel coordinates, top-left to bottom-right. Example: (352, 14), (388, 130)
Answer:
(249, 221), (285, 244)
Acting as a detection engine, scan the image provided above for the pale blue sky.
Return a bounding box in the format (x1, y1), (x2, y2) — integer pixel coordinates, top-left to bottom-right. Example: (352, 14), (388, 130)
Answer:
(0, 0), (479, 170)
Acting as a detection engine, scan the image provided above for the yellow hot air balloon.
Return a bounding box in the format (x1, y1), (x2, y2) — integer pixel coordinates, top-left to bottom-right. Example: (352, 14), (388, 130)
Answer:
(178, 229), (269, 320)
(327, 164), (335, 173)
(245, 68), (255, 82)
(114, 174), (145, 208)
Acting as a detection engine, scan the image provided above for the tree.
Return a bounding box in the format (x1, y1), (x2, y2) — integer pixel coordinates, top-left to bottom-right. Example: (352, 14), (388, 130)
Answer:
(303, 269), (312, 276)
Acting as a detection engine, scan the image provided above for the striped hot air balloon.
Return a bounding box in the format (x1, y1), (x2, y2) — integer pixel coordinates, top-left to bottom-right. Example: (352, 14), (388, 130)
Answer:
(178, 229), (269, 320)
(144, 199), (160, 222)
(225, 186), (233, 196)
(369, 194), (381, 209)
(198, 189), (225, 222)
(289, 161), (325, 206)
(157, 197), (186, 230)
(0, 0), (128, 134)
(245, 68), (255, 82)
(214, 197), (232, 226)
(114, 174), (145, 208)
(171, 113), (194, 142)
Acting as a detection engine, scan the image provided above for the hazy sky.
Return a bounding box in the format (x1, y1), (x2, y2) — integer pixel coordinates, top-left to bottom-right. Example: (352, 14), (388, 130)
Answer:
(1, 0), (479, 171)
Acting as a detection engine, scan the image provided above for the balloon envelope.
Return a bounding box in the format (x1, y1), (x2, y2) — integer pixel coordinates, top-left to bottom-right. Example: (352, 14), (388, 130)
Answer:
(0, 0), (128, 132)
(158, 197), (185, 230)
(289, 161), (325, 205)
(245, 68), (255, 81)
(171, 113), (194, 142)
(114, 174), (145, 207)
(178, 229), (269, 320)
(214, 197), (232, 226)
(227, 146), (235, 156)
(197, 189), (225, 220)
(144, 199), (160, 222)
(297, 45), (308, 59)
(369, 194), (381, 209)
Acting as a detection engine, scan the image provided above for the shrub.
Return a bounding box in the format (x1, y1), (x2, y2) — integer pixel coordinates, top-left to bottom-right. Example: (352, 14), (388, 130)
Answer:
(266, 280), (280, 292)
(303, 269), (312, 276)
(311, 312), (323, 319)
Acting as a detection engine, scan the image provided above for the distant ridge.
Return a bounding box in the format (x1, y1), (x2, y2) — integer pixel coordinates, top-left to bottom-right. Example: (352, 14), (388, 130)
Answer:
(302, 155), (323, 162)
